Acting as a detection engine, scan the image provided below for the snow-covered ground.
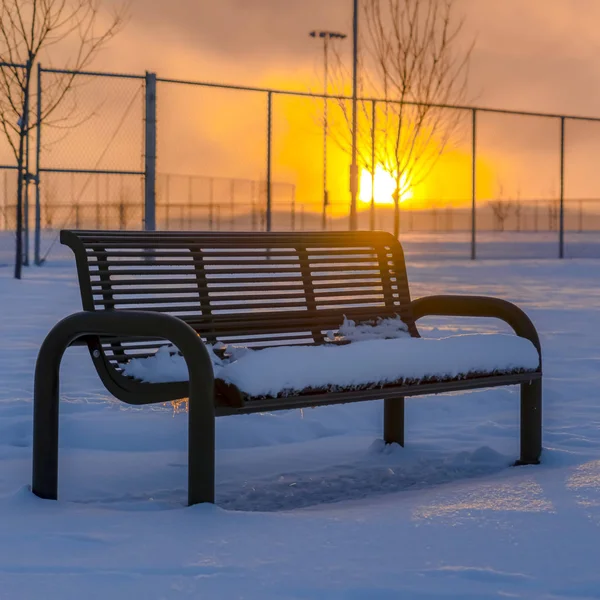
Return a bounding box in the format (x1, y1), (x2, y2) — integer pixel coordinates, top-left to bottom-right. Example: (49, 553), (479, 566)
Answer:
(1, 257), (600, 599)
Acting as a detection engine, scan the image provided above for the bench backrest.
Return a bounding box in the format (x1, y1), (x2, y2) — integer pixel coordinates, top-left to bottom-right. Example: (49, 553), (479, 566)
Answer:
(61, 230), (419, 368)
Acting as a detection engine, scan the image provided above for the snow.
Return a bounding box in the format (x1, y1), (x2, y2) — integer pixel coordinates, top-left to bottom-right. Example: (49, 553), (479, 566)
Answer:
(221, 335), (539, 397)
(1, 257), (600, 598)
(123, 333), (539, 397)
(123, 344), (203, 383)
(123, 314), (415, 385)
(330, 315), (410, 341)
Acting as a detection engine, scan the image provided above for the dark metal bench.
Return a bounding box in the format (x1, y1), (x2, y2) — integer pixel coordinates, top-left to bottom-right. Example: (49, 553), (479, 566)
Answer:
(32, 230), (542, 506)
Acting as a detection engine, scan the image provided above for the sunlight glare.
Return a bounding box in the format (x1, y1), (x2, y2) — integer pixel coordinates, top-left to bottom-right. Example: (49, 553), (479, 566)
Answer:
(359, 167), (413, 205)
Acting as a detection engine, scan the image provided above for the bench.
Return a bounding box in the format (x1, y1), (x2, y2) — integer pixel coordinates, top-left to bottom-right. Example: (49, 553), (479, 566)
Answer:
(32, 230), (542, 506)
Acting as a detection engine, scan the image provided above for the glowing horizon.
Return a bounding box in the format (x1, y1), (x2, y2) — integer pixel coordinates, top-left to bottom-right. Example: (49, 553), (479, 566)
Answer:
(358, 167), (413, 205)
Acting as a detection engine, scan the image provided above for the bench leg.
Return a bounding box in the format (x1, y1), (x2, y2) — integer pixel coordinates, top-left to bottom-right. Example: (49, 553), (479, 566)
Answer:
(32, 326), (66, 501)
(516, 379), (542, 465)
(383, 397), (404, 447)
(187, 385), (215, 506)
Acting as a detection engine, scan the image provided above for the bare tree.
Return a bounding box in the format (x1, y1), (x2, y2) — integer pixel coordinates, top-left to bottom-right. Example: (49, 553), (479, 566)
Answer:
(512, 185), (522, 231)
(41, 178), (56, 228)
(548, 200), (559, 232)
(489, 184), (512, 232)
(489, 200), (512, 232)
(330, 0), (473, 237)
(0, 0), (128, 278)
(513, 200), (522, 231)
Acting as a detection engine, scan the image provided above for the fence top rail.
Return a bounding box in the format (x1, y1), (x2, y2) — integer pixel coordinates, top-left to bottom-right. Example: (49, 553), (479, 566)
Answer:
(39, 67), (145, 80)
(156, 76), (600, 123)
(36, 65), (600, 123)
(39, 167), (144, 176)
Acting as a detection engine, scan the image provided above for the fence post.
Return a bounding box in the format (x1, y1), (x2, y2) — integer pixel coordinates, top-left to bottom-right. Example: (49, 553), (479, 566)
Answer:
(209, 178), (214, 231)
(188, 176), (193, 229)
(106, 176), (110, 230)
(266, 91), (272, 232)
(470, 109), (477, 260)
(144, 72), (157, 231)
(34, 63), (42, 265)
(321, 43), (329, 232)
(559, 116), (565, 259)
(165, 174), (170, 229)
(230, 179), (235, 229)
(119, 200), (125, 230)
(95, 175), (100, 228)
(370, 99), (376, 231)
(291, 186), (296, 231)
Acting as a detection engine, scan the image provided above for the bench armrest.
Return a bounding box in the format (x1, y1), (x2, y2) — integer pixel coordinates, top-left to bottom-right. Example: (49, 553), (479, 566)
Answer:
(40, 310), (214, 379)
(411, 295), (541, 359)
(33, 310), (215, 505)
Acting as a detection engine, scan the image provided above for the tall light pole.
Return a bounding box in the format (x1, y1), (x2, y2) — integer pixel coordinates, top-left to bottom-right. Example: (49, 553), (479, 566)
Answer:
(310, 30), (347, 231)
(349, 0), (359, 231)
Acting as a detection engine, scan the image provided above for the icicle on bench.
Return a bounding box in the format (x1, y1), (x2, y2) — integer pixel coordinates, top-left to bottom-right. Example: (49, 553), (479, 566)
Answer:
(32, 230), (542, 506)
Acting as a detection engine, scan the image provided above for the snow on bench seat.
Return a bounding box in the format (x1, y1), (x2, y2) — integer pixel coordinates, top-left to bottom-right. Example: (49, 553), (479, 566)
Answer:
(123, 334), (539, 400)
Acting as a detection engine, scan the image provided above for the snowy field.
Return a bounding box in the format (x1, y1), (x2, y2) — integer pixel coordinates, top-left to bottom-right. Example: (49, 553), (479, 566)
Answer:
(1, 256), (600, 598)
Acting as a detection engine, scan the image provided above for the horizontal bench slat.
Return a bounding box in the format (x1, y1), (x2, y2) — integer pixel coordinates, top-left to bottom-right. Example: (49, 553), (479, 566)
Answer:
(86, 248), (390, 259)
(93, 290), (200, 300)
(88, 257), (386, 268)
(90, 268), (198, 277)
(78, 239), (399, 249)
(102, 341), (172, 352)
(100, 332), (318, 347)
(201, 257), (382, 265)
(93, 289), (307, 301)
(93, 289), (393, 305)
(204, 274), (389, 285)
(91, 265), (388, 276)
(89, 278), (397, 294)
(184, 315), (403, 334)
(91, 278), (201, 288)
(72, 231), (389, 240)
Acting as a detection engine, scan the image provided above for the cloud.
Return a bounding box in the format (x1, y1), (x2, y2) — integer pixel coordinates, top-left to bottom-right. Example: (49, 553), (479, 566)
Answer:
(28, 0), (600, 205)
(98, 0), (600, 116)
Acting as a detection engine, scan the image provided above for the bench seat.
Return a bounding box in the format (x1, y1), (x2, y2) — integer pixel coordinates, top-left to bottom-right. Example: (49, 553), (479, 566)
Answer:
(123, 333), (540, 405)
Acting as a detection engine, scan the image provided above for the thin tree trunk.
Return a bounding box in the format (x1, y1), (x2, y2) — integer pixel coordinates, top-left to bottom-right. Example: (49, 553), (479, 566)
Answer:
(14, 60), (32, 279)
(14, 114), (26, 280)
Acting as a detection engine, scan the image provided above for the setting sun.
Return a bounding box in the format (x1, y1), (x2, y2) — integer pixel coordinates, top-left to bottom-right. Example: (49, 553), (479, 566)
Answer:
(359, 167), (413, 205)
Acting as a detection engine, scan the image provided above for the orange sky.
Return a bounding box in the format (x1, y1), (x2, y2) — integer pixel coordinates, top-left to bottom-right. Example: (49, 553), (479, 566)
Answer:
(29, 0), (600, 212)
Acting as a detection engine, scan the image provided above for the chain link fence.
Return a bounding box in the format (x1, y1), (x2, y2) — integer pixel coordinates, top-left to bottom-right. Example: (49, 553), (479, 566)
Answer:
(2, 64), (600, 269)
(32, 68), (145, 263)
